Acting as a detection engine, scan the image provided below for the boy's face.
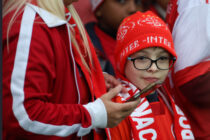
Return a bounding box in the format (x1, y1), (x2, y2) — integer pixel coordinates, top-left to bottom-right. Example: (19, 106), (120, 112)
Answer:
(95, 0), (152, 35)
(124, 47), (170, 90)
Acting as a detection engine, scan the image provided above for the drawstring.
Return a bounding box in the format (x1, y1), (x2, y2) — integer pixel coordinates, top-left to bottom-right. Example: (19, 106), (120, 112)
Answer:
(66, 12), (76, 27)
(66, 12), (81, 104)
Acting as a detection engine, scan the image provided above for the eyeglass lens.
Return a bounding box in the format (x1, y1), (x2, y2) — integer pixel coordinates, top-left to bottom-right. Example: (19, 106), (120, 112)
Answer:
(133, 57), (172, 70)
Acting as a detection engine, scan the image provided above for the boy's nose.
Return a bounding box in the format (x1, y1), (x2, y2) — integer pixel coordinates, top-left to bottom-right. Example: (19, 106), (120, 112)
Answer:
(147, 62), (159, 72)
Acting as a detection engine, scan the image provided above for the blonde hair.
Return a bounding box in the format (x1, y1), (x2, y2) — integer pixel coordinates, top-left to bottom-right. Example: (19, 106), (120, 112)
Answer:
(3, 0), (92, 72)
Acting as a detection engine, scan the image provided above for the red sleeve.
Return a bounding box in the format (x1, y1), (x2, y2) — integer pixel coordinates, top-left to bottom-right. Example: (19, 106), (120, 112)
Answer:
(3, 10), (97, 138)
(179, 71), (210, 107)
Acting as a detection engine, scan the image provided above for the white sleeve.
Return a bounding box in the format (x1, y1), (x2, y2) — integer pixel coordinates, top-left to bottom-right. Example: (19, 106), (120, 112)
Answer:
(83, 98), (107, 129)
(172, 1), (210, 73)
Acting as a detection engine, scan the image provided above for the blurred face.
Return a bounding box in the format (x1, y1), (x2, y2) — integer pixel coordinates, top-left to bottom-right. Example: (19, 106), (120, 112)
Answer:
(135, 0), (154, 12)
(124, 47), (170, 90)
(63, 0), (78, 6)
(96, 0), (151, 35)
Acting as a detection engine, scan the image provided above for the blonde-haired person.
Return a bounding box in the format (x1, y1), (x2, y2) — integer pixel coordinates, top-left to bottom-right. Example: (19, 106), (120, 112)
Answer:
(3, 0), (140, 139)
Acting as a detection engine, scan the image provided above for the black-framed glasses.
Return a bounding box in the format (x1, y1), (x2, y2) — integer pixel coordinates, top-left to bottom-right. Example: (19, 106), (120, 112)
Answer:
(127, 56), (176, 70)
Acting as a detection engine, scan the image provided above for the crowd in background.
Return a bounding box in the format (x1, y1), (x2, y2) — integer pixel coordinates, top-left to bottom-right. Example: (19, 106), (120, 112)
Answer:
(2, 0), (210, 139)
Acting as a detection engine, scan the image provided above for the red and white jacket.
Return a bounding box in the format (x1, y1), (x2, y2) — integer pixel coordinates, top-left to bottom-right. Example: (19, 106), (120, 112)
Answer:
(3, 3), (107, 140)
(165, 0), (210, 139)
(166, 0), (210, 85)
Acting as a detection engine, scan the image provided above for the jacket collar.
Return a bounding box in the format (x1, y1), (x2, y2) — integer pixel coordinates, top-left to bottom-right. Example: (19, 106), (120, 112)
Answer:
(27, 3), (68, 28)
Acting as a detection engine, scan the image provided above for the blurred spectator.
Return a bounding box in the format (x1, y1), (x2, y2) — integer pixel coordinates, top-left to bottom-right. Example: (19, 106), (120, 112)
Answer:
(85, 0), (154, 75)
(165, 0), (210, 139)
(73, 0), (170, 24)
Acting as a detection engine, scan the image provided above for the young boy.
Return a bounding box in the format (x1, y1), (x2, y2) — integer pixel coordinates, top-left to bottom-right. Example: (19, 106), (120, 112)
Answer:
(86, 0), (154, 75)
(106, 11), (195, 140)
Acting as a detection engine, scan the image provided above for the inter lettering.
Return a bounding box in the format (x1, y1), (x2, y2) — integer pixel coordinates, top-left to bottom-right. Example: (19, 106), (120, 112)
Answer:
(158, 36), (163, 43)
(120, 40), (139, 58)
(134, 40), (139, 48)
(125, 46), (129, 53)
(120, 49), (126, 58)
(163, 38), (168, 46)
(146, 36), (171, 48)
(168, 41), (171, 47)
(151, 36), (158, 43)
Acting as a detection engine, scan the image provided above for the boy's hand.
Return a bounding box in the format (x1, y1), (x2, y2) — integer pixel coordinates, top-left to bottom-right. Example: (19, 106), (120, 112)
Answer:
(100, 85), (140, 128)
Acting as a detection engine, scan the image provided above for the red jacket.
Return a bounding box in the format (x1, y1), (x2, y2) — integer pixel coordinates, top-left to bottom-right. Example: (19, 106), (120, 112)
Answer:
(165, 0), (210, 139)
(3, 3), (107, 140)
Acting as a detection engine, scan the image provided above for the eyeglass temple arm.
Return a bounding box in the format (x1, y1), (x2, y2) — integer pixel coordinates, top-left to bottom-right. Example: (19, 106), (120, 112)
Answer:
(127, 57), (132, 60)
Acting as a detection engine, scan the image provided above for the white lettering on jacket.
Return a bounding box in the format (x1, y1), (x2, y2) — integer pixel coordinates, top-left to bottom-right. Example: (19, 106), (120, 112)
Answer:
(139, 129), (157, 140)
(130, 99), (157, 139)
(132, 118), (154, 130)
(175, 105), (194, 139)
(131, 100), (152, 117)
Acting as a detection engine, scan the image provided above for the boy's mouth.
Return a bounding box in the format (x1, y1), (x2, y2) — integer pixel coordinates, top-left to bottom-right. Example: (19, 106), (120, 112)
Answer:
(143, 77), (159, 83)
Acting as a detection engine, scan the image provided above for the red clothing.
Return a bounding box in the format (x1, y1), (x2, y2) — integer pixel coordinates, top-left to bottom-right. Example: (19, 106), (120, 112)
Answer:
(94, 25), (116, 70)
(165, 0), (210, 139)
(166, 0), (210, 85)
(108, 98), (175, 140)
(3, 3), (107, 140)
(106, 79), (194, 140)
(149, 98), (174, 140)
